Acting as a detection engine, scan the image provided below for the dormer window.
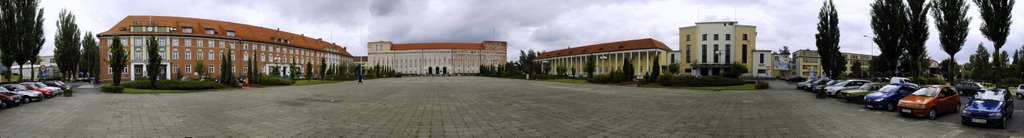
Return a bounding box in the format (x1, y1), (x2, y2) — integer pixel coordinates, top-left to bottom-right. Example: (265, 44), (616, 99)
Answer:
(226, 31), (236, 36)
(205, 29), (216, 35)
(182, 27), (193, 33)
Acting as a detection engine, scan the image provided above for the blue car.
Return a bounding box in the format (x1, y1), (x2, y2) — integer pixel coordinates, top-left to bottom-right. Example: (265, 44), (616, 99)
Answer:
(961, 89), (1014, 128)
(863, 83), (920, 111)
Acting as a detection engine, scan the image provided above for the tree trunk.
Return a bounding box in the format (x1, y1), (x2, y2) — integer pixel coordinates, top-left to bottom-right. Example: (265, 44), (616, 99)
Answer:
(30, 63), (35, 81)
(18, 64), (23, 82)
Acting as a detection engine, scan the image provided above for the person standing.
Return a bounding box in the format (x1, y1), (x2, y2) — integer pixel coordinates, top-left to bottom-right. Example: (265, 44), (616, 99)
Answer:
(357, 67), (364, 84)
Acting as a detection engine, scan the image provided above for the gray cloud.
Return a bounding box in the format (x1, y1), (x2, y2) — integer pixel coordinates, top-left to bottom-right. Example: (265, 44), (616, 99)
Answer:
(35, 0), (1024, 63)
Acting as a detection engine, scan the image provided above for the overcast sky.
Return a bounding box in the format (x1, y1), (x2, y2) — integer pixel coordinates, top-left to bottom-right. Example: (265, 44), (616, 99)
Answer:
(37, 0), (1024, 63)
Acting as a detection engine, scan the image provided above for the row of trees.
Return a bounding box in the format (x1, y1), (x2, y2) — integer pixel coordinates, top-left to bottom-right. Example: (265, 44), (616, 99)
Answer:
(0, 0), (46, 82)
(816, 0), (1018, 85)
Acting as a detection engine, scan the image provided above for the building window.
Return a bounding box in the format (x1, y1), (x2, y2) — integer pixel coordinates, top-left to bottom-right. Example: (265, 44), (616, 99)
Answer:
(227, 31), (236, 36)
(208, 50), (214, 60)
(686, 35), (691, 41)
(134, 37), (143, 46)
(171, 38), (179, 46)
(230, 42), (235, 49)
(185, 65), (192, 73)
(713, 34), (719, 40)
(701, 34), (707, 41)
(183, 27), (193, 33)
(701, 44), (707, 63)
(713, 44), (720, 63)
(185, 50), (191, 60)
(185, 39), (191, 47)
(759, 53), (765, 64)
(244, 52), (249, 61)
(209, 66), (214, 74)
(742, 45), (748, 63)
(208, 40), (214, 48)
(197, 51), (203, 60)
(158, 48), (166, 59)
(725, 34), (731, 41)
(742, 34), (748, 40)
(757, 69), (766, 74)
(108, 38), (113, 46)
(219, 41), (225, 48)
(205, 29), (215, 35)
(134, 49), (142, 59)
(685, 45), (691, 63)
(725, 44), (731, 63)
(173, 65), (179, 73)
(158, 38), (167, 46)
(172, 49), (179, 59)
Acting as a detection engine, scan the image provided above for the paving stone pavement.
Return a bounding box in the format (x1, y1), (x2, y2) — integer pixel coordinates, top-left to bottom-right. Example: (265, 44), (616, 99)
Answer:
(0, 76), (1022, 137)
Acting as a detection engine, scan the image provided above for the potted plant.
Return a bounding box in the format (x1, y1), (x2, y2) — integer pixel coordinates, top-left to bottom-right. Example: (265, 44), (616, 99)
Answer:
(63, 89), (73, 97)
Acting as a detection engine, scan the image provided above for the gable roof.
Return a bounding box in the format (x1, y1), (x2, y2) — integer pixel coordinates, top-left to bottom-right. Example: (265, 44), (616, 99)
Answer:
(538, 38), (672, 59)
(97, 15), (353, 57)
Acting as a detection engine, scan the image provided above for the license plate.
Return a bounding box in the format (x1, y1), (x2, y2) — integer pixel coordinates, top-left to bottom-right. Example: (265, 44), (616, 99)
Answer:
(972, 118), (986, 123)
(901, 109), (912, 113)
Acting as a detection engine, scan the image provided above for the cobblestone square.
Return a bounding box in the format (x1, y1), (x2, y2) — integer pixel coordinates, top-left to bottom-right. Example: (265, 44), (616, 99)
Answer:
(0, 77), (1021, 137)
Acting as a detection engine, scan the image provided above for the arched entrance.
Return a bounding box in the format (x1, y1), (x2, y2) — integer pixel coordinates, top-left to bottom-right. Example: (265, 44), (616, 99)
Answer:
(443, 67), (448, 75)
(427, 67), (433, 75)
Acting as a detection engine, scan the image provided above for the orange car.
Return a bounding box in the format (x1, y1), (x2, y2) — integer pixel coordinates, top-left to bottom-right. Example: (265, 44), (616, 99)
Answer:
(897, 85), (960, 120)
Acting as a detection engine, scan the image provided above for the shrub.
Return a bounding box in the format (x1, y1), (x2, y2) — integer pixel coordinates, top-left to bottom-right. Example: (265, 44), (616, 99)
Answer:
(755, 81), (771, 89)
(121, 80), (228, 90)
(910, 77), (946, 85)
(262, 75), (295, 86)
(661, 76), (748, 87)
(100, 85), (124, 93)
(588, 74), (611, 83)
(530, 73), (559, 80)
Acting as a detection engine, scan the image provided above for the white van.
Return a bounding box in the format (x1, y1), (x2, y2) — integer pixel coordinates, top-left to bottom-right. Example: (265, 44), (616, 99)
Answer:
(890, 77), (912, 84)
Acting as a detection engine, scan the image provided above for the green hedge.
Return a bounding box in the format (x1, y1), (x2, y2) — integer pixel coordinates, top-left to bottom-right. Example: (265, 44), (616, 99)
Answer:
(100, 85), (124, 93)
(755, 81), (771, 89)
(261, 76), (295, 86)
(660, 76), (748, 87)
(121, 80), (227, 90)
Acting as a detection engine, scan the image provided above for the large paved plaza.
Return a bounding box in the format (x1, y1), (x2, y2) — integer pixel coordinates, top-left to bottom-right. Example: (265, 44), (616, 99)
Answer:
(0, 77), (1022, 137)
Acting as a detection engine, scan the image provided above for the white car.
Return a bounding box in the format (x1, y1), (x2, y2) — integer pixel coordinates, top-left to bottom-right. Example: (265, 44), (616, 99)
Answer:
(1016, 84), (1023, 99)
(824, 80), (871, 97)
(1, 84), (43, 102)
(890, 77), (912, 84)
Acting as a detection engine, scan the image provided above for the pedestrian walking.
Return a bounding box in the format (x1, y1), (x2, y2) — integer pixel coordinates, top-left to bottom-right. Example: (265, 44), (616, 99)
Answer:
(358, 68), (364, 84)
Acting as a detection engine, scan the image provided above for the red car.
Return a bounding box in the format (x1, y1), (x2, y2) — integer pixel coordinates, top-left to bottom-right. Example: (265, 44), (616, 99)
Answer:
(0, 90), (23, 109)
(18, 83), (54, 98)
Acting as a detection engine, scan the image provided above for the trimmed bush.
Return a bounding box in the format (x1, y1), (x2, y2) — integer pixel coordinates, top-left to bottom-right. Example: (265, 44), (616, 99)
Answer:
(755, 81), (771, 89)
(121, 80), (227, 90)
(262, 76), (295, 86)
(100, 85), (124, 93)
(587, 74), (611, 83)
(661, 76), (748, 87)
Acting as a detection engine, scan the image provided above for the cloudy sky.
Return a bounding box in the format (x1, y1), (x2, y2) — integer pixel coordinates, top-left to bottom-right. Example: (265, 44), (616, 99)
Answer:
(37, 0), (1024, 63)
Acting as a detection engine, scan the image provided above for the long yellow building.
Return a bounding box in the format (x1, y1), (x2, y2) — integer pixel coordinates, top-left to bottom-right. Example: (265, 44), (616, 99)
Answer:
(537, 38), (672, 78)
(679, 21), (762, 77)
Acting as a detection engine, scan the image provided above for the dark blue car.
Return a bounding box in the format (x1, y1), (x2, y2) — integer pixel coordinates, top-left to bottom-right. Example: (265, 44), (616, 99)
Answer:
(863, 83), (920, 111)
(961, 89), (1014, 128)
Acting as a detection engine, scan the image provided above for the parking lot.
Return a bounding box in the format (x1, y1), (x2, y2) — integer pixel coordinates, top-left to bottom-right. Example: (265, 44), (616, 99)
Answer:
(0, 77), (1021, 137)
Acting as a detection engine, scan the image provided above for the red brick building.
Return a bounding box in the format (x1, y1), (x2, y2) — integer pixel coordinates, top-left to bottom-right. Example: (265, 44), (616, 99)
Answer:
(97, 15), (353, 82)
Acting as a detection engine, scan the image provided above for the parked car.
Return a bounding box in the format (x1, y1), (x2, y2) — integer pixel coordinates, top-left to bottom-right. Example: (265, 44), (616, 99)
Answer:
(22, 82), (62, 96)
(961, 89), (1014, 128)
(897, 85), (960, 120)
(42, 81), (71, 90)
(825, 79), (870, 97)
(1, 84), (42, 102)
(18, 83), (55, 98)
(796, 79), (817, 90)
(799, 78), (830, 91)
(956, 82), (995, 97)
(863, 83), (920, 111)
(813, 80), (844, 94)
(838, 83), (887, 103)
(0, 89), (23, 108)
(1016, 84), (1023, 99)
(890, 77), (912, 84)
(783, 76), (807, 82)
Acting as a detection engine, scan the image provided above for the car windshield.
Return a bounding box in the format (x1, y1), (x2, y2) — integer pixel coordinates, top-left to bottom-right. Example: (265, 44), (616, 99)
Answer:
(33, 83), (47, 88)
(826, 80), (842, 86)
(911, 88), (938, 97)
(9, 85), (27, 91)
(877, 85), (900, 93)
(974, 90), (1006, 101)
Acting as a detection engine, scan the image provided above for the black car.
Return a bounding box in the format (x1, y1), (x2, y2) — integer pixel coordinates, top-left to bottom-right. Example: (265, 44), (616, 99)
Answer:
(783, 76), (807, 82)
(956, 82), (994, 97)
(42, 81), (71, 90)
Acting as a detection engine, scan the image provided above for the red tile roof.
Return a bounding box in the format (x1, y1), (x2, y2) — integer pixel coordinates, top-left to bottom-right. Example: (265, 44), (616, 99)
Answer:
(538, 38), (672, 59)
(391, 43), (485, 50)
(97, 15), (353, 57)
(354, 56), (367, 62)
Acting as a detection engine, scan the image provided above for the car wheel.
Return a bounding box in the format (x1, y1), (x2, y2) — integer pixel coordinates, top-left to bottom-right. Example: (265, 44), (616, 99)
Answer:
(999, 118), (1007, 129)
(928, 109), (937, 120)
(953, 103), (959, 112)
(837, 93), (846, 100)
(887, 103), (896, 111)
(0, 101), (5, 110)
(1018, 93), (1024, 99)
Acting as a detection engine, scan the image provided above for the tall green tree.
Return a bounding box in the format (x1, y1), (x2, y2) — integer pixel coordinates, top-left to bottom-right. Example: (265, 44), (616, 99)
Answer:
(905, 0), (931, 78)
(54, 9), (80, 81)
(305, 61), (312, 80)
(939, 59), (960, 80)
(622, 59), (634, 81)
(968, 43), (992, 81)
(850, 61), (864, 78)
(289, 58), (297, 79)
(108, 36), (128, 86)
(584, 56), (595, 78)
(932, 0), (972, 83)
(22, 5), (44, 82)
(974, 0), (1014, 67)
(195, 60), (206, 80)
(651, 54), (661, 81)
(319, 57), (326, 79)
(817, 0), (845, 79)
(145, 35), (161, 87)
(871, 0), (909, 76)
(0, 0), (17, 82)
(81, 32), (99, 82)
(220, 48), (235, 86)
